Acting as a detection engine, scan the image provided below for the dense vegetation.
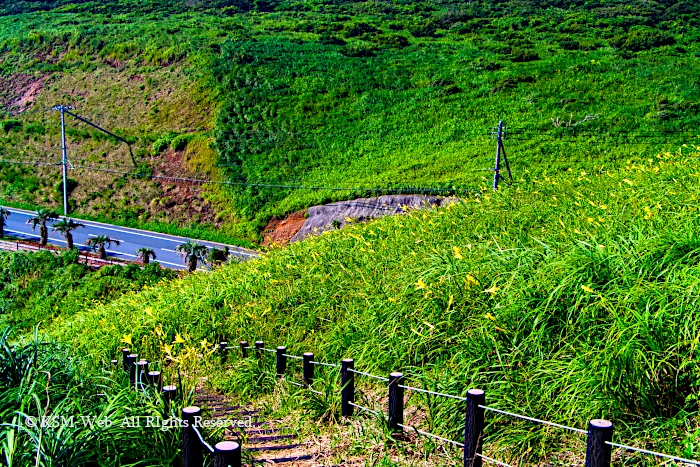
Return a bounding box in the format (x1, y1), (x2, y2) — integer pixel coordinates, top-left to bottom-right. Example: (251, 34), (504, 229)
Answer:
(52, 148), (700, 464)
(0, 249), (175, 330)
(1, 0), (699, 240)
(0, 327), (178, 466)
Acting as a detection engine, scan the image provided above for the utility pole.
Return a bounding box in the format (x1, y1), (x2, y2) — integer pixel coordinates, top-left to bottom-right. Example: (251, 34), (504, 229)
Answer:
(53, 104), (73, 216)
(51, 105), (132, 217)
(492, 120), (513, 191)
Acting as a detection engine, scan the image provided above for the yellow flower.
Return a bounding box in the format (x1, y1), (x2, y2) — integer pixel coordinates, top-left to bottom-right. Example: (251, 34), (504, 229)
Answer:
(464, 274), (479, 287)
(453, 246), (463, 260)
(145, 307), (153, 317)
(581, 285), (594, 293)
(173, 333), (186, 345)
(121, 334), (132, 346)
(643, 206), (653, 220)
(162, 343), (173, 355)
(483, 284), (500, 296)
(200, 338), (211, 350)
(415, 279), (429, 290)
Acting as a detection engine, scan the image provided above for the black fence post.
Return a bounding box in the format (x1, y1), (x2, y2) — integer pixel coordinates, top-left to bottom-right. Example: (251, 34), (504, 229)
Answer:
(110, 359), (118, 369)
(255, 341), (264, 359)
(219, 341), (228, 363)
(135, 360), (148, 389)
(148, 370), (162, 391)
(214, 441), (241, 467)
(127, 353), (138, 385)
(463, 389), (485, 467)
(240, 341), (249, 358)
(341, 359), (354, 416)
(162, 385), (177, 414)
(121, 348), (130, 372)
(303, 353), (314, 385)
(276, 346), (287, 377)
(388, 372), (404, 431)
(182, 406), (203, 467)
(586, 419), (613, 467)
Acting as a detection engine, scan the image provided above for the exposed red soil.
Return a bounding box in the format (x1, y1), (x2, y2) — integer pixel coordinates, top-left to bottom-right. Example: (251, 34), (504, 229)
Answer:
(0, 73), (48, 114)
(262, 210), (307, 246)
(151, 149), (222, 227)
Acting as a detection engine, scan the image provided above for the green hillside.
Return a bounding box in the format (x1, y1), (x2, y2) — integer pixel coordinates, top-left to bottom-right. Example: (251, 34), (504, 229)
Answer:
(1, 1), (700, 240)
(50, 147), (700, 464)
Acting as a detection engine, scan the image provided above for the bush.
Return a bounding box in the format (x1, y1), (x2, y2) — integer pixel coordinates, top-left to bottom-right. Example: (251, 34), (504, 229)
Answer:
(152, 133), (176, 155)
(610, 28), (676, 52)
(0, 119), (21, 133)
(170, 133), (191, 151)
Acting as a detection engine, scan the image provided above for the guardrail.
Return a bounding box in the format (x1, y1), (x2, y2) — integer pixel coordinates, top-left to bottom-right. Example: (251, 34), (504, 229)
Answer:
(112, 340), (700, 467)
(0, 239), (127, 268)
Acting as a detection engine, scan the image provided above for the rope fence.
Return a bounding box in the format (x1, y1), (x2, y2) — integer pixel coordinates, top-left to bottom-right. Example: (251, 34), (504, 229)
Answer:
(109, 338), (700, 467)
(213, 338), (700, 467)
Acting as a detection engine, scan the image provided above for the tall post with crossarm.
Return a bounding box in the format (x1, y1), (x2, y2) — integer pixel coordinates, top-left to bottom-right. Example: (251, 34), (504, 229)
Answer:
(493, 120), (503, 191)
(492, 120), (513, 191)
(52, 104), (72, 216)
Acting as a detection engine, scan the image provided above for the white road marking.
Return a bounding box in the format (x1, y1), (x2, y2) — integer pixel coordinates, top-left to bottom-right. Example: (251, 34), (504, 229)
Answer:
(161, 248), (176, 252)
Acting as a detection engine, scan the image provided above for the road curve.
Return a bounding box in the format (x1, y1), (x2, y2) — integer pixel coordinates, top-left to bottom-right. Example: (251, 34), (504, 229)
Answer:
(3, 208), (261, 270)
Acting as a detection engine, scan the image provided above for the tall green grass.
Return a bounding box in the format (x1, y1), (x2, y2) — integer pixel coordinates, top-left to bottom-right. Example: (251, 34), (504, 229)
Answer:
(0, 327), (178, 467)
(51, 148), (700, 463)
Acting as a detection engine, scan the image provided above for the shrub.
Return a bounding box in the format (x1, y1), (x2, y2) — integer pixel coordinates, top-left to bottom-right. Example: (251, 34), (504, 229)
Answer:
(0, 119), (22, 133)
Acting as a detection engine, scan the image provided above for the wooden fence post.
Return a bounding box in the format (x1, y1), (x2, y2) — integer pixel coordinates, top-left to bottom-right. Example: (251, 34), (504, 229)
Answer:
(219, 341), (228, 363)
(162, 385), (177, 414)
(463, 389), (485, 467)
(341, 359), (354, 416)
(586, 419), (613, 467)
(276, 346), (287, 377)
(127, 353), (138, 385)
(121, 348), (130, 372)
(135, 360), (148, 389)
(182, 406), (203, 467)
(148, 371), (162, 391)
(388, 372), (404, 431)
(214, 441), (241, 467)
(240, 341), (249, 358)
(303, 353), (314, 385)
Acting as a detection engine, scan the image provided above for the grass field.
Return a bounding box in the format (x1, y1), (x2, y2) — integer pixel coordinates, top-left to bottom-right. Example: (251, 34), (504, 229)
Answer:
(1, 0), (700, 240)
(48, 147), (700, 465)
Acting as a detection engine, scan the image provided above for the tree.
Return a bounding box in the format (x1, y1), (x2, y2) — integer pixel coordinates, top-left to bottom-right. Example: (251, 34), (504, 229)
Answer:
(136, 247), (157, 265)
(0, 207), (9, 238)
(51, 218), (84, 250)
(176, 240), (208, 273)
(26, 208), (59, 246)
(208, 246), (230, 267)
(85, 235), (121, 260)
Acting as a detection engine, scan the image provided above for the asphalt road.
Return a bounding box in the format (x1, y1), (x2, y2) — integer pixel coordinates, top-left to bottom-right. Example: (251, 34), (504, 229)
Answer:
(3, 208), (260, 270)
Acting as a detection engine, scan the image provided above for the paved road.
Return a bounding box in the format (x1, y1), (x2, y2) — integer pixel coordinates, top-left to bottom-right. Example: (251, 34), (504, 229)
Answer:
(3, 208), (260, 270)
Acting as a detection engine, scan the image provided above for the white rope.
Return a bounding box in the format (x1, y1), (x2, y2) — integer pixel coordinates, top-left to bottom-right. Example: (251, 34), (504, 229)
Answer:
(260, 347), (276, 353)
(310, 360), (340, 368)
(283, 353), (303, 360)
(397, 423), (464, 448)
(479, 405), (586, 435)
(399, 384), (467, 401)
(607, 441), (700, 466)
(191, 425), (215, 453)
(349, 402), (381, 417)
(286, 380), (303, 387)
(477, 453), (515, 467)
(348, 368), (390, 382)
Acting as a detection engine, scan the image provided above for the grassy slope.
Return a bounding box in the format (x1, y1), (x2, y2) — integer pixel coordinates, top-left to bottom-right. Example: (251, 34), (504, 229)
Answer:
(2, 1), (700, 242)
(0, 249), (176, 330)
(52, 147), (700, 463)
